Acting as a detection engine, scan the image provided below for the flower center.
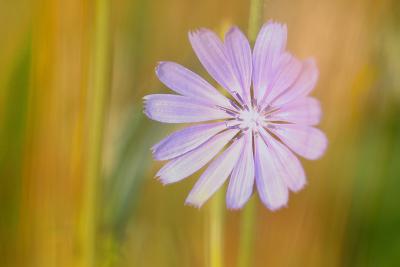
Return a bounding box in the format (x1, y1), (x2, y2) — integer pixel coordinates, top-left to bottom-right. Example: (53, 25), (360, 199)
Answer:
(238, 107), (263, 131)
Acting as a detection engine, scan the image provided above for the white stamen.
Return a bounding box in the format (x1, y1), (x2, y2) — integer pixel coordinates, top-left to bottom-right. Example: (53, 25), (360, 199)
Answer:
(237, 107), (264, 132)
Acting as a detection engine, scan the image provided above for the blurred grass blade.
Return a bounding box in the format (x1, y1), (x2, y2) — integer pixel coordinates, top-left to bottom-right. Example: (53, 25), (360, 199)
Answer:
(104, 110), (165, 238)
(81, 0), (111, 266)
(0, 37), (31, 267)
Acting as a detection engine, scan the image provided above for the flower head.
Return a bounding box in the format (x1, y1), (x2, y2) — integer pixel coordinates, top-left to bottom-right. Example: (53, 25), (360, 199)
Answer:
(144, 21), (327, 210)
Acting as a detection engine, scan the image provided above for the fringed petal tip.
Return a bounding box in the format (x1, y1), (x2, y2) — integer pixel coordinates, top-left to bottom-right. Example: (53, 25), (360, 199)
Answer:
(226, 201), (246, 211)
(151, 151), (161, 161)
(153, 172), (163, 182)
(142, 102), (152, 120)
(155, 169), (174, 186)
(264, 201), (288, 212)
(257, 20), (288, 43)
(226, 192), (252, 210)
(156, 176), (172, 186)
(151, 152), (178, 163)
(225, 26), (242, 37)
(150, 143), (157, 153)
(150, 143), (167, 161)
(262, 19), (288, 31)
(313, 134), (328, 160)
(142, 96), (149, 108)
(142, 99), (153, 120)
(300, 128), (328, 160)
(291, 180), (307, 193)
(304, 57), (319, 84)
(154, 61), (166, 74)
(188, 29), (208, 44)
(184, 198), (203, 209)
(188, 27), (210, 36)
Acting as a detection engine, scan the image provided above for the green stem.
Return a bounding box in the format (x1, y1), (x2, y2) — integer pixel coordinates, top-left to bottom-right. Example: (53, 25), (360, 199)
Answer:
(81, 0), (110, 266)
(210, 189), (224, 267)
(237, 1), (264, 267)
(208, 2), (263, 265)
(248, 0), (264, 43)
(238, 197), (256, 267)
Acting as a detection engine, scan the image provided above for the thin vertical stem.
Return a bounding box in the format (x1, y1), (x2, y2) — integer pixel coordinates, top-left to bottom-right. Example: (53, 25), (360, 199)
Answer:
(81, 0), (110, 266)
(210, 189), (224, 267)
(248, 0), (264, 43)
(208, 3), (263, 265)
(238, 197), (256, 267)
(207, 22), (233, 267)
(237, 1), (264, 267)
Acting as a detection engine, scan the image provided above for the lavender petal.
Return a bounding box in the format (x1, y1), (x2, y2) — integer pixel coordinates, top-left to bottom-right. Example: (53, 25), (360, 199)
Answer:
(157, 129), (239, 184)
(188, 29), (241, 98)
(152, 122), (227, 160)
(272, 59), (319, 107)
(226, 132), (254, 209)
(260, 53), (302, 107)
(224, 27), (252, 104)
(156, 61), (231, 107)
(269, 97), (321, 126)
(252, 21), (287, 102)
(185, 135), (245, 208)
(254, 133), (289, 211)
(143, 94), (230, 123)
(258, 128), (306, 192)
(270, 124), (328, 160)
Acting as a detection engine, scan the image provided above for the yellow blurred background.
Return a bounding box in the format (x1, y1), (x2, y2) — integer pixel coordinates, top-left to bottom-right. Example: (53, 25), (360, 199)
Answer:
(1, 0), (400, 266)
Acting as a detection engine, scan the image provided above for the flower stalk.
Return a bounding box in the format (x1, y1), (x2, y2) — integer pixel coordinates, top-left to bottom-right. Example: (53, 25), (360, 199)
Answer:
(248, 0), (264, 42)
(238, 0), (264, 266)
(209, 189), (225, 267)
(238, 197), (257, 267)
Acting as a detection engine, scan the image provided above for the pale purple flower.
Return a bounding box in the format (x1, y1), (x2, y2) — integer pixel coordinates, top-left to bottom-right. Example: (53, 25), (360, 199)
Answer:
(144, 21), (327, 210)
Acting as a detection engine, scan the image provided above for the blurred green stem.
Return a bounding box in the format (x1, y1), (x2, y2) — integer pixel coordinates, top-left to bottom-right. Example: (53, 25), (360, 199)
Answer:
(237, 1), (263, 267)
(238, 197), (256, 267)
(81, 0), (110, 266)
(210, 189), (224, 267)
(248, 0), (263, 42)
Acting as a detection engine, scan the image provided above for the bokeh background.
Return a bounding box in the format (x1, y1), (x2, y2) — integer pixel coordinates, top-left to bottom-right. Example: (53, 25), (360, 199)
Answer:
(1, 0), (400, 266)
